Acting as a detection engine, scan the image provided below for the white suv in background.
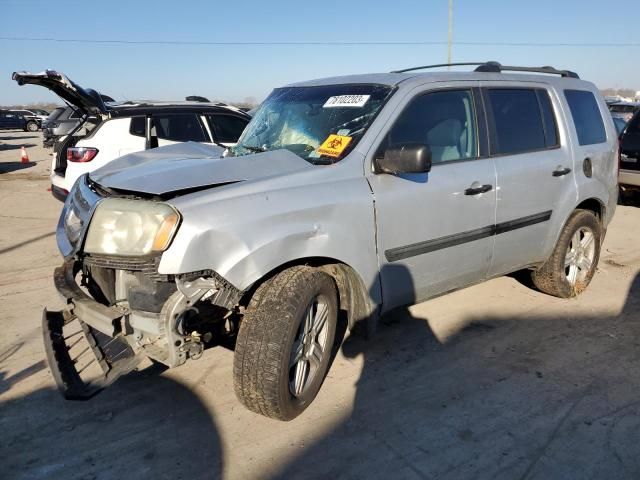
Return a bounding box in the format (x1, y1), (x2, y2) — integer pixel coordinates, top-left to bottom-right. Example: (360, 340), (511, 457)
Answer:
(12, 71), (251, 200)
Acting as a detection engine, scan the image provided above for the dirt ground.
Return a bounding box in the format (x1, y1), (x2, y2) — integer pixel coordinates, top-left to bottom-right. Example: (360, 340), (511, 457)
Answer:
(2, 130), (640, 480)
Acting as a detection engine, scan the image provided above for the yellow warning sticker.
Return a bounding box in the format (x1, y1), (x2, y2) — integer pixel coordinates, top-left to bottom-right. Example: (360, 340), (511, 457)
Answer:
(317, 134), (352, 158)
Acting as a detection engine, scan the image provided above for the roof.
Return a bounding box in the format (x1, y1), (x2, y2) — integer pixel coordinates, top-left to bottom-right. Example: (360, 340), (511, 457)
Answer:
(286, 64), (592, 90)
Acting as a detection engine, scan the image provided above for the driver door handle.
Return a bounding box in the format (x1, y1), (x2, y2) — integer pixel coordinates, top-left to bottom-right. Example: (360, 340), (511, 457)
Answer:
(464, 183), (493, 195)
(552, 166), (572, 177)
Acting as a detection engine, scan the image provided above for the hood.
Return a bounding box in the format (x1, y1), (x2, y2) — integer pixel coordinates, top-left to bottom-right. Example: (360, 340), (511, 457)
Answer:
(90, 142), (314, 196)
(12, 70), (109, 115)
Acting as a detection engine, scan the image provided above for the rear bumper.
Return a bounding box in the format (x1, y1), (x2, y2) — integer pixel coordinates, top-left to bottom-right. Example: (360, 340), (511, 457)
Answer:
(619, 169), (640, 188)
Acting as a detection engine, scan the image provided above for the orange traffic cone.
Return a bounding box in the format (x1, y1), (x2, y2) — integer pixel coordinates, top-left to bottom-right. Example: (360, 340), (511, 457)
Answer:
(20, 146), (29, 164)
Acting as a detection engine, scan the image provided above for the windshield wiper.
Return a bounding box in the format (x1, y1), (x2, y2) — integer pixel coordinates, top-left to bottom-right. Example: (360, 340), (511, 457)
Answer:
(240, 144), (267, 153)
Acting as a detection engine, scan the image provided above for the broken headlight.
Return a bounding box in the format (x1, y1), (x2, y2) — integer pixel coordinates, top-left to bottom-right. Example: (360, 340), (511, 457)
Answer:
(84, 198), (180, 256)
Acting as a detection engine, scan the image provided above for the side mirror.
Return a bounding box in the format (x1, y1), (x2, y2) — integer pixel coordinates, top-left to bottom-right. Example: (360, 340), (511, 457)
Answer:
(374, 143), (432, 175)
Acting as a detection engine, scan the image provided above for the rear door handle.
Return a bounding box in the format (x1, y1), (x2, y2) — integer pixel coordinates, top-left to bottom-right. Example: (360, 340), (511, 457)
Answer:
(552, 166), (572, 177)
(464, 183), (493, 195)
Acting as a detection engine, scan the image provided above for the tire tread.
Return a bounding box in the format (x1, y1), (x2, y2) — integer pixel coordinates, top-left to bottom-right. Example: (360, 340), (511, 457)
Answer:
(233, 266), (336, 420)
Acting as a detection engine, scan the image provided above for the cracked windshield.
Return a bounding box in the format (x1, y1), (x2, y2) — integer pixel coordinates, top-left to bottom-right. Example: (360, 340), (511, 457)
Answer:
(231, 84), (394, 163)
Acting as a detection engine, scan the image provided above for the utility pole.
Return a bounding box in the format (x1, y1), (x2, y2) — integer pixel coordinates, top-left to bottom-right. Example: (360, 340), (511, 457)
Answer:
(447, 0), (453, 68)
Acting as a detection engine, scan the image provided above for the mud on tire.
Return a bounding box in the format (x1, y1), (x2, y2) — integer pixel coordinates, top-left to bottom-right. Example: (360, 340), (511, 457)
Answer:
(233, 266), (338, 421)
(531, 209), (601, 298)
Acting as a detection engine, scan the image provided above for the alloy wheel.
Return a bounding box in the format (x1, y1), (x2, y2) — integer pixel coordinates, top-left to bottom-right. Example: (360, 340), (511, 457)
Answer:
(289, 295), (330, 397)
(565, 227), (596, 285)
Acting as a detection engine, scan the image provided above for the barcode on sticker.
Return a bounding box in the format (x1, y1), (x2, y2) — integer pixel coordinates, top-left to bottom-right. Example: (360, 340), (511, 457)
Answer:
(323, 95), (370, 108)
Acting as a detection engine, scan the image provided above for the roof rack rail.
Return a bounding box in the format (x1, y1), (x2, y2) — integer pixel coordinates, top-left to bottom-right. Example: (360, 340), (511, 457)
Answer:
(391, 62), (486, 73)
(475, 61), (579, 78)
(392, 61), (579, 79)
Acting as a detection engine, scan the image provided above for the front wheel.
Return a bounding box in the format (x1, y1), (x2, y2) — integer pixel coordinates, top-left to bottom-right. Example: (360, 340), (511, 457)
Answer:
(233, 266), (338, 420)
(26, 121), (39, 132)
(531, 209), (601, 298)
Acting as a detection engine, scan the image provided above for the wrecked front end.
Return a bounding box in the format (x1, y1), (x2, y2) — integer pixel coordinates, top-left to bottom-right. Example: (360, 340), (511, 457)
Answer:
(45, 175), (242, 399)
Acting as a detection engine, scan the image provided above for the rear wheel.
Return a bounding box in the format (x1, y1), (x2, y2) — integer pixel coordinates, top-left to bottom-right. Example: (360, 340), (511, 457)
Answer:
(531, 209), (601, 298)
(233, 266), (338, 420)
(26, 121), (39, 132)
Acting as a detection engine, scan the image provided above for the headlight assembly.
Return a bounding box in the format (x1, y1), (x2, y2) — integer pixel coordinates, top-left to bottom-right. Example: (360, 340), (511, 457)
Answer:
(84, 198), (180, 256)
(64, 206), (83, 244)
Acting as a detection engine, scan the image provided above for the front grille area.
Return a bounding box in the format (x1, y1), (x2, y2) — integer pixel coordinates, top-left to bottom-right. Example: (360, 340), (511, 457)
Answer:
(83, 254), (168, 281)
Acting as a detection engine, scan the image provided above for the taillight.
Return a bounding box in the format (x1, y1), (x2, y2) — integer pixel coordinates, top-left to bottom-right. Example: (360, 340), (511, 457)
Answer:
(67, 147), (98, 163)
(617, 138), (621, 175)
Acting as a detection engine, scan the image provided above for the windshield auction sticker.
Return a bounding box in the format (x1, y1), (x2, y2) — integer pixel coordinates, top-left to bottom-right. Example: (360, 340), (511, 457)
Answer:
(317, 134), (352, 157)
(323, 95), (370, 108)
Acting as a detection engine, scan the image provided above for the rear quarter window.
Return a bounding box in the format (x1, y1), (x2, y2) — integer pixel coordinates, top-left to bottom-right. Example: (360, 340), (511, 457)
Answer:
(564, 90), (607, 145)
(205, 114), (248, 143)
(152, 114), (207, 142)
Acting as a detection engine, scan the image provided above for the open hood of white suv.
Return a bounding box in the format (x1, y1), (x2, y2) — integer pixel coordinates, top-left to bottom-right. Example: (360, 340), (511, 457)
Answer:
(12, 70), (110, 115)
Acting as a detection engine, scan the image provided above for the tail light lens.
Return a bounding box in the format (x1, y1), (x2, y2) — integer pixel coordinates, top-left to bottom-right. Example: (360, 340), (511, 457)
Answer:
(67, 147), (98, 163)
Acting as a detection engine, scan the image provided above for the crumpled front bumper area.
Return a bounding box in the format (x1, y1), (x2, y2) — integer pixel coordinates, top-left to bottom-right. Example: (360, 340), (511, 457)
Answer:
(43, 260), (144, 399)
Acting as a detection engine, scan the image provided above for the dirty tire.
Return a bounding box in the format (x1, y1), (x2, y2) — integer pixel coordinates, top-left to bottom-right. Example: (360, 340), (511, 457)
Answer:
(531, 209), (601, 298)
(26, 121), (39, 132)
(233, 266), (338, 421)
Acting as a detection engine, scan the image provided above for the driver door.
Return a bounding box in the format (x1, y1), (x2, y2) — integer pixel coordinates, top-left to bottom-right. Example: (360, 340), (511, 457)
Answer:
(367, 85), (497, 312)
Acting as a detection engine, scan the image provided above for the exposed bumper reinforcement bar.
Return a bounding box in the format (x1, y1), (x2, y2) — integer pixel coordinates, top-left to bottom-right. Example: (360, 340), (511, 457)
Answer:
(54, 260), (125, 337)
(45, 260), (144, 399)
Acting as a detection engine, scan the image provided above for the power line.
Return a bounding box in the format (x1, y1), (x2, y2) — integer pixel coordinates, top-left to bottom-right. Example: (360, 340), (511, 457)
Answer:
(0, 36), (639, 47)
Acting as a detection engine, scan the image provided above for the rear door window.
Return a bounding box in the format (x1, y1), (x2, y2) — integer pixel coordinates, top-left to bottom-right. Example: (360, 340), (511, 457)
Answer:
(152, 114), (207, 142)
(485, 89), (547, 155)
(205, 114), (248, 143)
(564, 90), (607, 145)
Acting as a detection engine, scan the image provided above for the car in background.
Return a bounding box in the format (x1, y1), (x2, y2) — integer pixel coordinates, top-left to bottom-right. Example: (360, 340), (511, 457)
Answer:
(613, 116), (627, 136)
(619, 110), (640, 200)
(609, 101), (640, 123)
(41, 107), (69, 147)
(11, 107), (49, 121)
(0, 110), (28, 131)
(12, 70), (251, 200)
(42, 106), (93, 149)
(42, 94), (115, 149)
(8, 108), (44, 132)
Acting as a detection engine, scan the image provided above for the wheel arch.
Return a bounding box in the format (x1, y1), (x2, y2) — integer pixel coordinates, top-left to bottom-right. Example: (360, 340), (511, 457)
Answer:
(575, 197), (605, 224)
(240, 256), (379, 337)
(539, 196), (607, 269)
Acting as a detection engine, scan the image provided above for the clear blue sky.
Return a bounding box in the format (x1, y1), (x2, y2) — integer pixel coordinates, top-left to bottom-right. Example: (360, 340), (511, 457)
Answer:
(1, 0), (638, 105)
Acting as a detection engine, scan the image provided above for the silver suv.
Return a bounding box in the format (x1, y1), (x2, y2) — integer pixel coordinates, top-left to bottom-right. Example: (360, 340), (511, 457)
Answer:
(45, 61), (618, 420)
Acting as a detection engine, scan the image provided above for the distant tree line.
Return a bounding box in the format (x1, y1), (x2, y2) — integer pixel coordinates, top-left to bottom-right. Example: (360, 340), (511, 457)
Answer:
(600, 88), (638, 99)
(0, 102), (61, 112)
